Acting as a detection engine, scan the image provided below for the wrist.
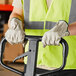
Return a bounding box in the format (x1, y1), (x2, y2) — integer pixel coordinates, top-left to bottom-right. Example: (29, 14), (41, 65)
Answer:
(62, 20), (70, 35)
(67, 28), (70, 35)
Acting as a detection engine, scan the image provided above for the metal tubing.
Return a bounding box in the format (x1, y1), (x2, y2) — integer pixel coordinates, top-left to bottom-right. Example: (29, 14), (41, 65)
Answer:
(0, 36), (68, 76)
(0, 38), (23, 75)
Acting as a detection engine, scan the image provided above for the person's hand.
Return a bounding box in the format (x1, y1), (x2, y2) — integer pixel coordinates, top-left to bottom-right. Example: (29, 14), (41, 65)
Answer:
(42, 21), (69, 47)
(5, 18), (25, 44)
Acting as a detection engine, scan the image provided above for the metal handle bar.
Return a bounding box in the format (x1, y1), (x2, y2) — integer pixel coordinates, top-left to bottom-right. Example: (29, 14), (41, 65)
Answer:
(0, 38), (23, 75)
(0, 35), (68, 75)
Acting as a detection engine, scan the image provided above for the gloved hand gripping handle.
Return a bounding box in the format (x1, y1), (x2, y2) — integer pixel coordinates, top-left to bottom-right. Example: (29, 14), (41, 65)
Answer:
(0, 35), (68, 76)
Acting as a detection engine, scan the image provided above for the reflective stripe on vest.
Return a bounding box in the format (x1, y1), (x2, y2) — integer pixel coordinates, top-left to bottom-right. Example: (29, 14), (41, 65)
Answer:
(69, 0), (76, 24)
(24, 0), (56, 29)
(23, 0), (76, 29)
(24, 21), (56, 29)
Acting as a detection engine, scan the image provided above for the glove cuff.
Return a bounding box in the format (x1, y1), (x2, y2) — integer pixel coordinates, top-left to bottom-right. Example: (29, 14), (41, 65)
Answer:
(59, 20), (70, 35)
(10, 17), (23, 30)
(61, 20), (70, 35)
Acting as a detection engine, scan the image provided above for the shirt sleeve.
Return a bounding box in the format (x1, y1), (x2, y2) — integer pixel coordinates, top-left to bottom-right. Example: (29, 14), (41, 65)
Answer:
(12, 0), (23, 9)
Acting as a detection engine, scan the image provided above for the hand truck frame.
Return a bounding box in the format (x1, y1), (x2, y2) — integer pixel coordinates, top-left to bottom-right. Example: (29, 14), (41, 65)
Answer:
(1, 35), (75, 76)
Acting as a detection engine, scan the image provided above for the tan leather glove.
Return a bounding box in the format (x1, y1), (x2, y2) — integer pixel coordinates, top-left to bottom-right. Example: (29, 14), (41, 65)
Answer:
(5, 18), (25, 44)
(42, 21), (69, 47)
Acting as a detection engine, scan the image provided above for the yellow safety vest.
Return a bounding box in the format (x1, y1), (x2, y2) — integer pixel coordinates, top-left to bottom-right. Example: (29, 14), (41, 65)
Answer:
(21, 0), (76, 69)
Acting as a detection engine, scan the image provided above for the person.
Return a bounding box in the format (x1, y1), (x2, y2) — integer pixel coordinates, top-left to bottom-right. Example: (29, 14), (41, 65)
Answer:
(5, 0), (76, 69)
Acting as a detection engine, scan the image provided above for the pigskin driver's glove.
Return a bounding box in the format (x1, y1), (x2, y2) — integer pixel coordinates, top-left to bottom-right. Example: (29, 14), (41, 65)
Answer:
(42, 21), (69, 47)
(5, 18), (25, 44)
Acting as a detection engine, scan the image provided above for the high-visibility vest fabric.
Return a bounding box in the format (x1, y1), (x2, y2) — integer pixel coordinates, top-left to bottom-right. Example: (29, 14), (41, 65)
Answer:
(21, 0), (76, 69)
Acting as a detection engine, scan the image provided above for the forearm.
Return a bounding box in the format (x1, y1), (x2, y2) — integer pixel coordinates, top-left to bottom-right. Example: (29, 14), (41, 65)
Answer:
(9, 12), (24, 21)
(8, 12), (24, 28)
(8, 7), (24, 28)
(68, 22), (76, 35)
